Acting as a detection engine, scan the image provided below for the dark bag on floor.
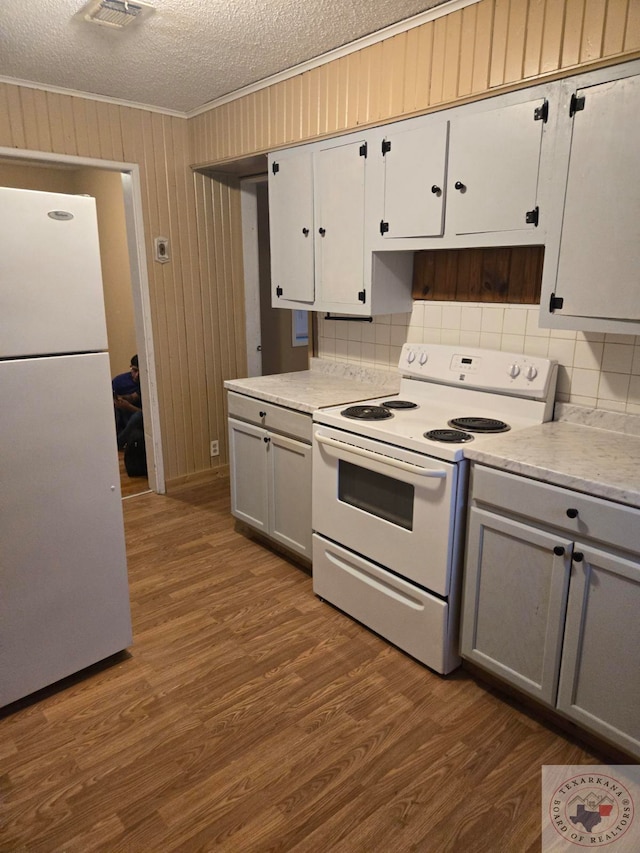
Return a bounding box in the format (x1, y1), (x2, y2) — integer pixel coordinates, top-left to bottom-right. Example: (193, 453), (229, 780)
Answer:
(124, 428), (148, 477)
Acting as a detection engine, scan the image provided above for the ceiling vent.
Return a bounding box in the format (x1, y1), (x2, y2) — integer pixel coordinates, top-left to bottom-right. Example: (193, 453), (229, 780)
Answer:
(76, 0), (155, 29)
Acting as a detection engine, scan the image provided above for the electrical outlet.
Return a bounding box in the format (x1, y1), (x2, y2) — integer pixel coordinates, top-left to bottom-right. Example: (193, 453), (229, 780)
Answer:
(210, 440), (219, 457)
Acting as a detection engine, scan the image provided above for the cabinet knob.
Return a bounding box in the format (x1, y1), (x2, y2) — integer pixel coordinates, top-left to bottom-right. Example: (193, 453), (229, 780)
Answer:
(302, 227), (309, 236)
(431, 185), (442, 196)
(553, 545), (565, 556)
(259, 411), (266, 418)
(573, 551), (584, 563)
(566, 508), (579, 519)
(263, 436), (270, 444)
(454, 181), (466, 191)
(318, 227), (326, 236)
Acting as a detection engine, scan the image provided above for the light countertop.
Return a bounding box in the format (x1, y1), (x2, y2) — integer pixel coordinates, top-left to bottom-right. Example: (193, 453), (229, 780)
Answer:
(224, 358), (400, 413)
(225, 366), (640, 509)
(463, 405), (640, 509)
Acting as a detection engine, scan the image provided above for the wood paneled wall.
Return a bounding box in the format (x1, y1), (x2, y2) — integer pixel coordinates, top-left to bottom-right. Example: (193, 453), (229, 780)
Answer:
(1, 0), (638, 485)
(189, 0), (640, 166)
(0, 86), (246, 486)
(412, 246), (544, 302)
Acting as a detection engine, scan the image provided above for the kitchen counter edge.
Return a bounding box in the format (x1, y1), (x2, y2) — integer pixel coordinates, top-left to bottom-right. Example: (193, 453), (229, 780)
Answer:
(224, 362), (400, 414)
(463, 418), (640, 510)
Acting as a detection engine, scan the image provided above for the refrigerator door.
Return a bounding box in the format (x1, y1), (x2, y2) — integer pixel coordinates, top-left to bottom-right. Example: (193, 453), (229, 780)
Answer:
(0, 187), (108, 358)
(0, 352), (132, 707)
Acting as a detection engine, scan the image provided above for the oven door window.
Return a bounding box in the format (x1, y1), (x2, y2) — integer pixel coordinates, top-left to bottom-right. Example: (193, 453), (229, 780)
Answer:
(338, 460), (414, 530)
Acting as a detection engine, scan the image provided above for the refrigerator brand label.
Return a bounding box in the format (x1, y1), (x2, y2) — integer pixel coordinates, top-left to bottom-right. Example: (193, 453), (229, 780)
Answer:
(47, 210), (74, 221)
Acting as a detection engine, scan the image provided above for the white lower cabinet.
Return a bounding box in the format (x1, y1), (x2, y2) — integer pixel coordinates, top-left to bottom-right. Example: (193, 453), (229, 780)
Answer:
(557, 544), (640, 758)
(461, 465), (640, 758)
(227, 392), (312, 559)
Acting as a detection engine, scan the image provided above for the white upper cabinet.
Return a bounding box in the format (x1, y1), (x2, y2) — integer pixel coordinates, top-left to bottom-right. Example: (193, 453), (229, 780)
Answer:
(313, 139), (367, 310)
(447, 99), (545, 236)
(379, 121), (448, 238)
(268, 134), (413, 317)
(540, 66), (640, 333)
(268, 146), (315, 306)
(367, 90), (549, 252)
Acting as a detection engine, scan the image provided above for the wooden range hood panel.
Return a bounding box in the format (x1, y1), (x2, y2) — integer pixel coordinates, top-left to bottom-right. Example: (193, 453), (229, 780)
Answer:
(412, 245), (544, 303)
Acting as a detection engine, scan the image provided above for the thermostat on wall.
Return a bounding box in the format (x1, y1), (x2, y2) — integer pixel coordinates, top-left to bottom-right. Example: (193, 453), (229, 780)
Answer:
(154, 236), (170, 263)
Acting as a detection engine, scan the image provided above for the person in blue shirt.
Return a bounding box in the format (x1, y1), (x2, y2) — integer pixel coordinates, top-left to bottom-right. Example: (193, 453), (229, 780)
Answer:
(113, 354), (142, 449)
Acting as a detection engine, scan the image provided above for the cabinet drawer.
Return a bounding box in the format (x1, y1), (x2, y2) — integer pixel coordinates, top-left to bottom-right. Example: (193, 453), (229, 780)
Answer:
(471, 466), (640, 557)
(227, 391), (312, 443)
(313, 534), (459, 674)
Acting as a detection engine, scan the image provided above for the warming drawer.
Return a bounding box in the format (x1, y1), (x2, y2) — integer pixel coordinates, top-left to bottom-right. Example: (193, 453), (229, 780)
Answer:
(312, 534), (460, 674)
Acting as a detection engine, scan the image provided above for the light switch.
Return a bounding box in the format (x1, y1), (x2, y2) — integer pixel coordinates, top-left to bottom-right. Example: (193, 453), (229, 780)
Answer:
(154, 236), (170, 263)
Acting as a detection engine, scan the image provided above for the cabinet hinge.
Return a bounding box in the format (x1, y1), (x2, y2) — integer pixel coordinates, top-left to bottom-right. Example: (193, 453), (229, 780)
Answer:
(359, 142), (368, 158)
(569, 94), (586, 117)
(534, 100), (549, 123)
(276, 286), (283, 298)
(381, 139), (391, 156)
(549, 292), (564, 313)
(525, 206), (539, 226)
(271, 161), (279, 175)
(380, 220), (389, 235)
(358, 290), (366, 304)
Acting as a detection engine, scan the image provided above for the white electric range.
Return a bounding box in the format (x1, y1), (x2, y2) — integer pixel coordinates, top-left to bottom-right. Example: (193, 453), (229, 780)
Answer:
(311, 343), (558, 674)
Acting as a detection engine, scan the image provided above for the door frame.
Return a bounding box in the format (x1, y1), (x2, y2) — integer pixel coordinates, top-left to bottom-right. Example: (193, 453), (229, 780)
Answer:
(0, 145), (164, 493)
(240, 174), (266, 377)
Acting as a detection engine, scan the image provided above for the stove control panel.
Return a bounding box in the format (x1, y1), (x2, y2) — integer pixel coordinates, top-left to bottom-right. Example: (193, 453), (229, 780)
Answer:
(400, 344), (557, 399)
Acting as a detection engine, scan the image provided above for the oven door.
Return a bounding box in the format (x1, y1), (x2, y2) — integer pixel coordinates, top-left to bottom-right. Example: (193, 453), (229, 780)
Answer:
(312, 425), (463, 595)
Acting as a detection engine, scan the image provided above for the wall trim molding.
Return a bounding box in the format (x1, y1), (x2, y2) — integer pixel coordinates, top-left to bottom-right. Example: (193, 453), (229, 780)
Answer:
(186, 0), (481, 118)
(0, 75), (186, 118)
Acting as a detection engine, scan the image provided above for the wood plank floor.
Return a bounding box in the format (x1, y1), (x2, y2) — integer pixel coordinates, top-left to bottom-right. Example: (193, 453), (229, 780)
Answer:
(1, 478), (611, 852)
(118, 450), (150, 497)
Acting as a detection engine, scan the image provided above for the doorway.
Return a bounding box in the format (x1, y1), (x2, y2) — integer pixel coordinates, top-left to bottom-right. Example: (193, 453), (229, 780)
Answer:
(0, 147), (163, 494)
(240, 175), (309, 377)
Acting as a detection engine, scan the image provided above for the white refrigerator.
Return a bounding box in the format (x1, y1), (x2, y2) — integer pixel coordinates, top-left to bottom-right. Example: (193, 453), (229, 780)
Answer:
(0, 186), (133, 707)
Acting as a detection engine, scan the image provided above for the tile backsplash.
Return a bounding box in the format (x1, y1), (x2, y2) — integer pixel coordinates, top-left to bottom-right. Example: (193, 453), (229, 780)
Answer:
(317, 302), (640, 415)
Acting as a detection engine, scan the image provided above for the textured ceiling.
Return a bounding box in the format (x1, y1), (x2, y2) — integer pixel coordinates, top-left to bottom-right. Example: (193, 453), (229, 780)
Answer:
(0, 0), (454, 114)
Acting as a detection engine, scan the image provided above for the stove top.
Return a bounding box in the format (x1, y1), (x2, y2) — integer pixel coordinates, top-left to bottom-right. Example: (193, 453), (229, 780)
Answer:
(313, 344), (558, 462)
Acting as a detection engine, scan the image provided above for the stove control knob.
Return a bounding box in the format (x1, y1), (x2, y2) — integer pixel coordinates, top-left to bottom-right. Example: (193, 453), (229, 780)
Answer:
(407, 351), (416, 364)
(525, 364), (538, 381)
(419, 352), (428, 365)
(508, 363), (521, 378)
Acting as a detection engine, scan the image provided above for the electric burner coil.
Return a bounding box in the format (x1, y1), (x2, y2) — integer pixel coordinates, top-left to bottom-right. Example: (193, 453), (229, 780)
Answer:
(448, 417), (510, 433)
(380, 400), (418, 410)
(340, 405), (394, 420)
(425, 428), (474, 443)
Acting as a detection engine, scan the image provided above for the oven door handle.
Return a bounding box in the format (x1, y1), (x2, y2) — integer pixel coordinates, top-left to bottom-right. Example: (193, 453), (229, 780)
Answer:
(315, 432), (447, 478)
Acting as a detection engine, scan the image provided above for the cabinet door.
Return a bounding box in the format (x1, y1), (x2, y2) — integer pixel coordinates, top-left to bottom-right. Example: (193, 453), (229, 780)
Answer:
(460, 508), (572, 705)
(268, 432), (312, 559)
(557, 545), (640, 759)
(314, 141), (366, 309)
(228, 418), (269, 533)
(447, 99), (545, 235)
(381, 122), (448, 238)
(268, 149), (315, 305)
(553, 75), (640, 321)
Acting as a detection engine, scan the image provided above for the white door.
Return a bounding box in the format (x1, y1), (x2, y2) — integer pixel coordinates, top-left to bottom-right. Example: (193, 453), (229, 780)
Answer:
(0, 353), (132, 707)
(557, 544), (640, 758)
(382, 121), (448, 238)
(460, 508), (572, 706)
(268, 149), (315, 305)
(0, 187), (108, 357)
(314, 141), (366, 308)
(228, 417), (269, 533)
(269, 432), (312, 558)
(554, 75), (640, 320)
(447, 99), (545, 235)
